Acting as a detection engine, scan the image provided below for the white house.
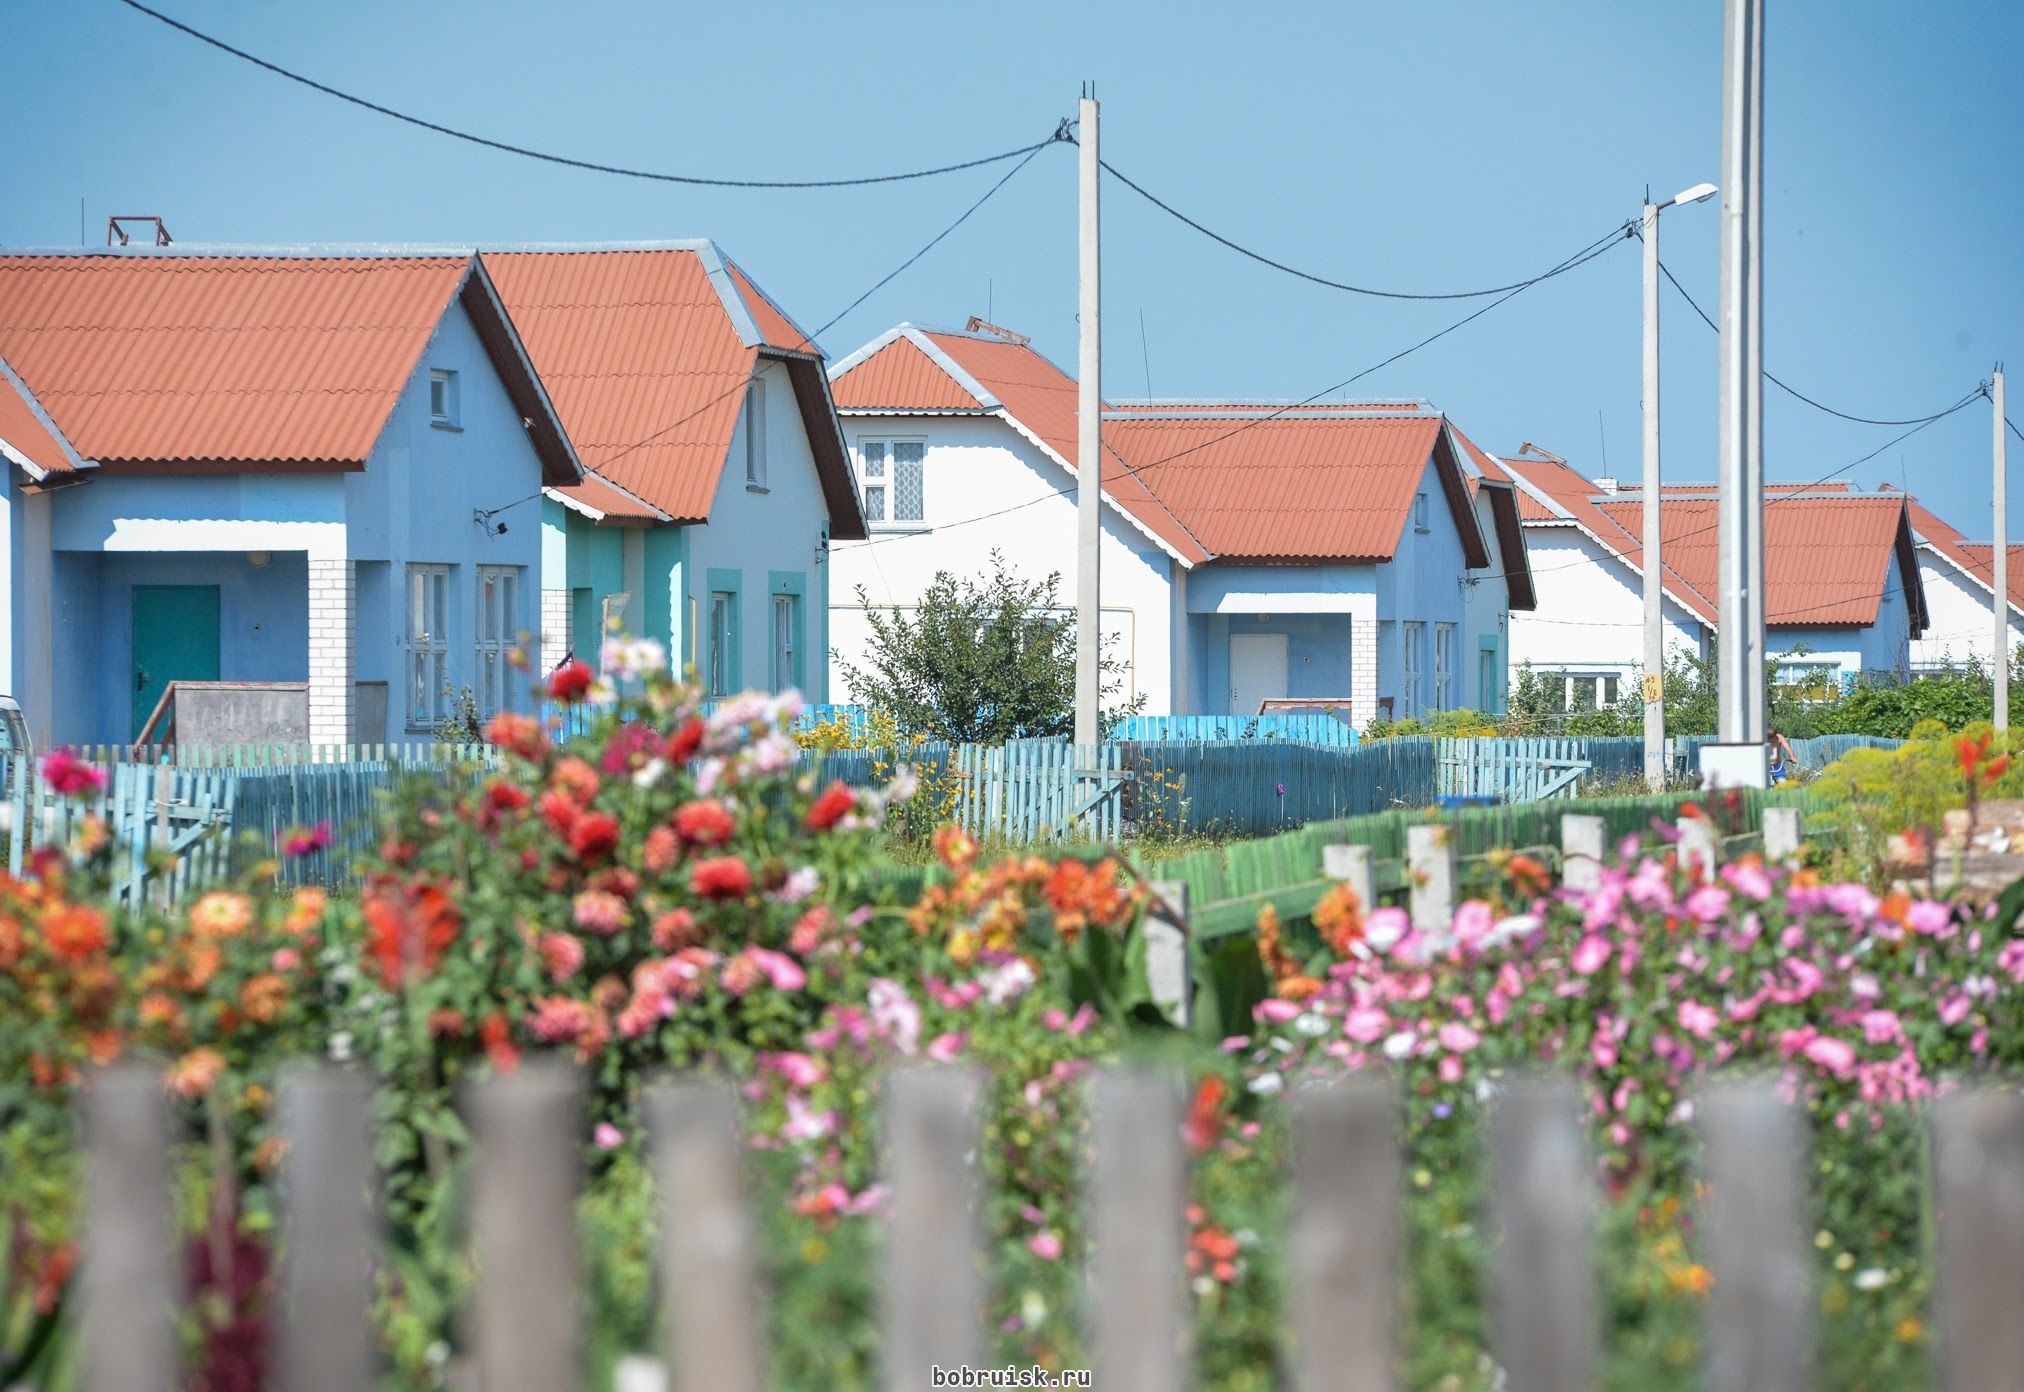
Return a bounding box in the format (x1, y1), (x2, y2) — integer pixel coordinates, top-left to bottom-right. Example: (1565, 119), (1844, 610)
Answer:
(1882, 485), (2024, 672)
(482, 243), (866, 701)
(1504, 448), (1928, 701)
(824, 320), (1533, 724)
(0, 247), (581, 748)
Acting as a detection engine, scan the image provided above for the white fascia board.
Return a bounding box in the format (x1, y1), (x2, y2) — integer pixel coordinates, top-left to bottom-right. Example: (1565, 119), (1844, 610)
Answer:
(991, 409), (1195, 568)
(545, 487), (608, 522)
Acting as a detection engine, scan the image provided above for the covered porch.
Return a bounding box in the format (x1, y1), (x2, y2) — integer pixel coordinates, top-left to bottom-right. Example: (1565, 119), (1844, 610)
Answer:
(1180, 565), (1379, 725)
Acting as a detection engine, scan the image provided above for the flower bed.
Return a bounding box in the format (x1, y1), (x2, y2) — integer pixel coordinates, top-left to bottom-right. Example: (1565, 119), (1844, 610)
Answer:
(1, 654), (2021, 1390)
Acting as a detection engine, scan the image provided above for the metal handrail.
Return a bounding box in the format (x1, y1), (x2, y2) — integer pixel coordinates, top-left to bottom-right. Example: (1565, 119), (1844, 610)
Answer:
(132, 682), (178, 753)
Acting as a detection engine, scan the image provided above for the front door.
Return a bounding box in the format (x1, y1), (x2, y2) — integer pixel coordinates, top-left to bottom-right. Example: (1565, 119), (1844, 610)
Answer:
(132, 585), (221, 738)
(1229, 632), (1289, 716)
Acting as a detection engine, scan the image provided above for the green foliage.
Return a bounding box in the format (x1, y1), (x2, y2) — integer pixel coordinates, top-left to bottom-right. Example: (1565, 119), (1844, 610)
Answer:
(1360, 707), (1499, 741)
(1808, 652), (2024, 738)
(437, 686), (484, 743)
(1808, 718), (2024, 873)
(837, 551), (1140, 744)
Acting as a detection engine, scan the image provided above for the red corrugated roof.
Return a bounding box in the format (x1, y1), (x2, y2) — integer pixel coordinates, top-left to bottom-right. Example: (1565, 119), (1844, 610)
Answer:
(553, 470), (669, 523)
(1880, 484), (2024, 615)
(724, 259), (814, 355)
(1952, 543), (2024, 609)
(1448, 425), (1533, 609)
(0, 254), (472, 468)
(1593, 494), (1923, 628)
(829, 334), (980, 411)
(0, 359), (81, 477)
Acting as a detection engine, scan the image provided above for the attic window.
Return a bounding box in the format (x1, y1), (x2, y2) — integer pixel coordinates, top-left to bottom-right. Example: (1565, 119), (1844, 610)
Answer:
(430, 369), (460, 428)
(1414, 491), (1430, 532)
(744, 378), (768, 489)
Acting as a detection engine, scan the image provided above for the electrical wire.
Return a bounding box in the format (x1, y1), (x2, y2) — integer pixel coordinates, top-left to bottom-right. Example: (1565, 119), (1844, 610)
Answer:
(2008, 415), (2024, 446)
(114, 0), (1064, 189)
(1651, 251), (1970, 427)
(1096, 155), (1627, 301)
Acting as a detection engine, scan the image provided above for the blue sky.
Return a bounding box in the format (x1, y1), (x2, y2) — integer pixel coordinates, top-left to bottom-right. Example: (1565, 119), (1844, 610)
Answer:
(5, 1), (2019, 533)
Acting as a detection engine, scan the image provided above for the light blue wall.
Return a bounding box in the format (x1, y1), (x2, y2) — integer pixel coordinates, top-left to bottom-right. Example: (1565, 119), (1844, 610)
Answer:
(49, 551), (99, 746)
(1375, 459), (1471, 716)
(1225, 613), (1353, 703)
(1, 464), (14, 701)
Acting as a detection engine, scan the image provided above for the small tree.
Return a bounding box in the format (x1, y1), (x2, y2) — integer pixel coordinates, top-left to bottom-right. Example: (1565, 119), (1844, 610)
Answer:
(837, 552), (1140, 743)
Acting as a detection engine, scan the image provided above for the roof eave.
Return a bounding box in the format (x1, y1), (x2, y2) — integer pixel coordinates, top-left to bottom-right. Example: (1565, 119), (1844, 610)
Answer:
(461, 257), (586, 487)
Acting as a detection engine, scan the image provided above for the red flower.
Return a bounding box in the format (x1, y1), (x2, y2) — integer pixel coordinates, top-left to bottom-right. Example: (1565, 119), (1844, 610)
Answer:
(569, 812), (621, 862)
(40, 749), (107, 798)
(1182, 1075), (1227, 1154)
(548, 659), (594, 704)
(673, 799), (736, 848)
(665, 718), (705, 764)
(363, 880), (462, 987)
(600, 723), (659, 777)
(538, 790), (580, 840)
(43, 905), (109, 963)
(1986, 754), (2011, 783)
(804, 782), (855, 831)
(689, 856), (753, 901)
(479, 1013), (521, 1072)
(280, 822), (332, 858)
(1958, 732), (1993, 778)
(485, 711), (550, 762)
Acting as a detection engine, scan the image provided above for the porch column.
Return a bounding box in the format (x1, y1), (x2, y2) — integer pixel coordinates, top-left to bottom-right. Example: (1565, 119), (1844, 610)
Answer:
(1350, 598), (1379, 729)
(541, 588), (572, 673)
(307, 557), (355, 745)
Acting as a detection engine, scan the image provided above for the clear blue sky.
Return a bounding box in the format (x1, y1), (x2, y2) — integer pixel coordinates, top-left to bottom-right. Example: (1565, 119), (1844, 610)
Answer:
(5, 1), (2019, 533)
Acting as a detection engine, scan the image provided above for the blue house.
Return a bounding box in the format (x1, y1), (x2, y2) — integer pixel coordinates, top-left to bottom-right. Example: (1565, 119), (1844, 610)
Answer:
(482, 244), (867, 700)
(0, 247), (580, 748)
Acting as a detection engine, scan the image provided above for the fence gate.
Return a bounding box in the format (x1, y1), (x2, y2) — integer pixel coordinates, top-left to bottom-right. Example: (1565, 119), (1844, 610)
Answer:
(953, 740), (1127, 842)
(1436, 737), (1594, 802)
(4, 757), (236, 907)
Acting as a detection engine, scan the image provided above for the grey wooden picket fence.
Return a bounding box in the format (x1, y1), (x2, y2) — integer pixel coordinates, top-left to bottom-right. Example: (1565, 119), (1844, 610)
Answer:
(72, 1059), (2024, 1392)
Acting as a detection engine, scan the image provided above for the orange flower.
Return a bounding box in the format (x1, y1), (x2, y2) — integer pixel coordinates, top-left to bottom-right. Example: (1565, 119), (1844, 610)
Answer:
(284, 887), (328, 937)
(183, 940), (223, 990)
(363, 878), (463, 987)
(1505, 853), (1553, 899)
(238, 973), (289, 1025)
(42, 905), (108, 963)
(138, 992), (185, 1033)
(189, 891), (253, 939)
(1182, 1076), (1226, 1154)
(1314, 882), (1365, 956)
(164, 1046), (226, 1100)
(933, 824), (979, 872)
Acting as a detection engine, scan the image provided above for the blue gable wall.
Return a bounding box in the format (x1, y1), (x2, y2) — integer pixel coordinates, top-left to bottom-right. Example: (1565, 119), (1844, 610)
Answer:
(1375, 458), (1471, 715)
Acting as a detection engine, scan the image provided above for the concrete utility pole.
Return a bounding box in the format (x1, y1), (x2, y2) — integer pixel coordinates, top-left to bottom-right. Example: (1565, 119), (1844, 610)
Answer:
(1641, 182), (1717, 791)
(1707, 0), (1769, 788)
(1075, 87), (1102, 748)
(1997, 366), (2009, 732)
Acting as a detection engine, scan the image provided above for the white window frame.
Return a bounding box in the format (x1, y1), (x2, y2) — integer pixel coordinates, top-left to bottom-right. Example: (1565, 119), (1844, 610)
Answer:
(1402, 621), (1424, 718)
(708, 591), (736, 698)
(1561, 672), (1621, 712)
(771, 592), (798, 691)
(476, 566), (520, 717)
(429, 368), (460, 429)
(1434, 622), (1454, 711)
(1413, 491), (1430, 533)
(743, 377), (767, 489)
(856, 437), (926, 529)
(406, 564), (450, 730)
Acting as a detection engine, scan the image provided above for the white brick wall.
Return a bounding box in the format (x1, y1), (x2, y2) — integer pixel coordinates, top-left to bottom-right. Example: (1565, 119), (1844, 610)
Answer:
(541, 587), (572, 674)
(307, 558), (355, 745)
(1351, 613), (1379, 730)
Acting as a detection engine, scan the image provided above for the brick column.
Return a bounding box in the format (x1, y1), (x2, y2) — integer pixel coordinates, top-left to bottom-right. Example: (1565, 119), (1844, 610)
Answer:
(1350, 604), (1380, 730)
(307, 558), (355, 745)
(541, 587), (573, 672)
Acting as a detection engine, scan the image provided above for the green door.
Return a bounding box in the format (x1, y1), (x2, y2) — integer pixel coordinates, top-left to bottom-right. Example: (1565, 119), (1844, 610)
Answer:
(132, 585), (221, 738)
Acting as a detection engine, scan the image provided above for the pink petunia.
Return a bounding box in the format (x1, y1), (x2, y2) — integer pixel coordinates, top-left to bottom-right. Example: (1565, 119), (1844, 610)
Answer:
(926, 1031), (967, 1062)
(1676, 1000), (1719, 1039)
(1860, 1010), (1903, 1046)
(1437, 1021), (1480, 1053)
(1683, 886), (1732, 924)
(1571, 935), (1612, 976)
(746, 947), (807, 992)
(1802, 1034), (1858, 1077)
(768, 1052), (827, 1089)
(593, 1123), (624, 1150)
(1343, 1006), (1390, 1044)
(1906, 899), (1955, 937)
(1028, 1230), (1063, 1261)
(1939, 990), (1972, 1026)
(1254, 998), (1303, 1025)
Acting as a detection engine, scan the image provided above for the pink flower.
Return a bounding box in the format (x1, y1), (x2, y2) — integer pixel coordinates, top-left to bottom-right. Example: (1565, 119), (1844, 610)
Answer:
(1907, 899), (1954, 936)
(270, 947), (301, 972)
(1676, 1000), (1719, 1039)
(926, 1031), (967, 1062)
(572, 889), (629, 936)
(1721, 860), (1774, 901)
(745, 947), (807, 992)
(1939, 990), (1972, 1026)
(1452, 899), (1494, 948)
(868, 978), (921, 1055)
(1571, 935), (1612, 976)
(1254, 998), (1303, 1025)
(1802, 1034), (1857, 1077)
(1860, 1010), (1902, 1045)
(539, 932), (586, 982)
(1683, 886), (1731, 924)
(40, 749), (107, 797)
(1028, 1231), (1063, 1261)
(281, 822), (333, 858)
(1590, 1030), (1618, 1069)
(767, 1052), (827, 1089)
(593, 1123), (624, 1150)
(1343, 1006), (1389, 1044)
(1437, 1022), (1480, 1053)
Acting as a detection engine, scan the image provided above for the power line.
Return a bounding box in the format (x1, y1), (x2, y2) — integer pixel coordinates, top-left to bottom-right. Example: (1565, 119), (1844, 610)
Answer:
(2008, 415), (2024, 446)
(114, 0), (1065, 189)
(1097, 155), (1631, 301)
(1651, 252), (1969, 427)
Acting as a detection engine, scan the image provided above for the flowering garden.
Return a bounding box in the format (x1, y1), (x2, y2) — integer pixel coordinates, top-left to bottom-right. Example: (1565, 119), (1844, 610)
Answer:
(2, 650), (2022, 1391)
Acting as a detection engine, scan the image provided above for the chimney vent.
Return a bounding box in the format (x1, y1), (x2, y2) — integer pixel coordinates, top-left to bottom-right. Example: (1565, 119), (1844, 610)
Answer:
(1593, 476), (1620, 496)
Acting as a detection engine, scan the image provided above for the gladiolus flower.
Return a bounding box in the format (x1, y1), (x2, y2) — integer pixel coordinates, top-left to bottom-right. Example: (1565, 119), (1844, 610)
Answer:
(689, 856), (752, 901)
(805, 782), (855, 831)
(1986, 754), (2011, 783)
(41, 749), (107, 797)
(547, 659), (594, 703)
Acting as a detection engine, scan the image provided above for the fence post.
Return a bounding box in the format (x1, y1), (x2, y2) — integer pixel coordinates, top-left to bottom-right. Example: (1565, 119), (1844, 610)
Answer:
(1321, 843), (1375, 916)
(646, 1080), (762, 1392)
(1559, 815), (1606, 894)
(277, 1066), (376, 1392)
(1144, 881), (1193, 1029)
(468, 1062), (582, 1392)
(1931, 1089), (2024, 1391)
(1677, 813), (1718, 884)
(1289, 1074), (1398, 1392)
(1088, 1068), (1188, 1392)
(80, 1063), (177, 1392)
(1407, 824), (1455, 933)
(1762, 806), (1802, 865)
(153, 761), (172, 912)
(884, 1067), (983, 1391)
(1702, 1082), (1813, 1392)
(1490, 1077), (1594, 1392)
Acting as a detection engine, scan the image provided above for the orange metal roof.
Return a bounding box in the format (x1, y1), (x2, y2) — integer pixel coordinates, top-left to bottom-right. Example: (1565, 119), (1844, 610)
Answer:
(1952, 543), (2024, 609)
(553, 470), (669, 523)
(483, 247), (863, 537)
(0, 254), (474, 468)
(1879, 484), (2024, 615)
(1447, 425), (1533, 609)
(829, 334), (981, 411)
(0, 358), (82, 478)
(1593, 494), (1925, 629)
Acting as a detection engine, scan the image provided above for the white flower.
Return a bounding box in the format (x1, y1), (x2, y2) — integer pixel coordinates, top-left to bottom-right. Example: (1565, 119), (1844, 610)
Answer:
(600, 634), (667, 680)
(328, 1030), (354, 1063)
(1382, 1030), (1417, 1061)
(1247, 1072), (1285, 1097)
(1854, 1268), (1889, 1291)
(768, 866), (820, 905)
(883, 763), (921, 803)
(1268, 1036), (1294, 1055)
(1294, 1012), (1332, 1038)
(1020, 1289), (1049, 1330)
(630, 757), (668, 790)
(1364, 918), (1405, 952)
(981, 959), (1037, 1005)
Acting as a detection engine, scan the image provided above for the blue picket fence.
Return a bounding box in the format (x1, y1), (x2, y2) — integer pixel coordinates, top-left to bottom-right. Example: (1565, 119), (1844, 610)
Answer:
(2, 755), (238, 907)
(1117, 736), (1438, 836)
(1672, 733), (1904, 777)
(1109, 713), (1359, 747)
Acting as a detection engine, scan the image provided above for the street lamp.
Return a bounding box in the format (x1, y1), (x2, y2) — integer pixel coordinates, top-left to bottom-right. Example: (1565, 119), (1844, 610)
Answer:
(1642, 181), (1718, 791)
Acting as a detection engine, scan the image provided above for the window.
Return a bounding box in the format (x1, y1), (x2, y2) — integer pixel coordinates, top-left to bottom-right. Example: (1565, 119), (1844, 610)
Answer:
(429, 369), (459, 428)
(1402, 621), (1424, 718)
(858, 438), (925, 525)
(743, 378), (767, 489)
(1479, 647), (1499, 712)
(772, 593), (799, 691)
(1413, 492), (1429, 532)
(1434, 623), (1454, 711)
(1562, 673), (1621, 712)
(406, 564), (449, 728)
(708, 591), (737, 697)
(476, 566), (520, 716)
